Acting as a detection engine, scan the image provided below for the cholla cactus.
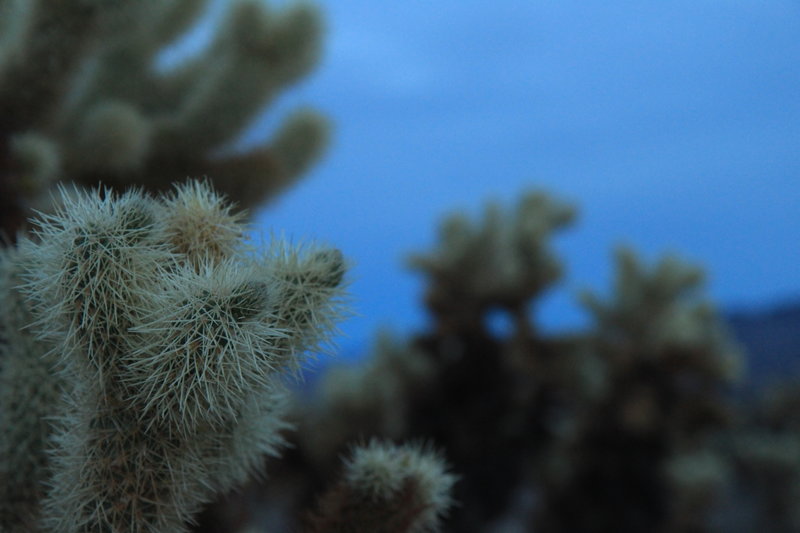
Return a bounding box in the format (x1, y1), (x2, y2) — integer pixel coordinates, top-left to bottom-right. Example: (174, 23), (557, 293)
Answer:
(540, 249), (742, 533)
(0, 3), (459, 531)
(0, 180), (346, 532)
(280, 193), (753, 533)
(580, 247), (742, 379)
(409, 191), (574, 334)
(0, 246), (62, 530)
(0, 0), (329, 242)
(270, 193), (580, 533)
(307, 440), (455, 533)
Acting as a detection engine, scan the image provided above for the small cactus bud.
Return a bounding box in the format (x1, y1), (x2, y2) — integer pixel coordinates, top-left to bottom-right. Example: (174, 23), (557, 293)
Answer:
(308, 440), (456, 533)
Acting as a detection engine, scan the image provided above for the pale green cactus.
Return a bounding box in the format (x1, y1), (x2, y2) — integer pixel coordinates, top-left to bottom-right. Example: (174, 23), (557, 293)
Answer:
(0, 180), (347, 532)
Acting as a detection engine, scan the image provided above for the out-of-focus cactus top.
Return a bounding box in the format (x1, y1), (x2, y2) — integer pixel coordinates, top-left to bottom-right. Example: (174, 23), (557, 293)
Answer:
(580, 247), (743, 382)
(409, 191), (575, 333)
(0, 0), (329, 243)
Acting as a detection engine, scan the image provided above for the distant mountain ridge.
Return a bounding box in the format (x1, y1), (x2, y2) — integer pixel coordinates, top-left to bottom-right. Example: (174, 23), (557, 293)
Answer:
(726, 299), (800, 388)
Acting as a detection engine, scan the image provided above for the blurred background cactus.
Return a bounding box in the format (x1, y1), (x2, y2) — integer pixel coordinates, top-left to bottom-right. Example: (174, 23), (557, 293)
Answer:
(269, 193), (749, 533)
(1, 1), (799, 533)
(0, 0), (329, 243)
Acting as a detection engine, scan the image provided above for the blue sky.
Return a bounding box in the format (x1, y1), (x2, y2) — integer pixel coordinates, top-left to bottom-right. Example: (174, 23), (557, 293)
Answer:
(170, 1), (800, 352)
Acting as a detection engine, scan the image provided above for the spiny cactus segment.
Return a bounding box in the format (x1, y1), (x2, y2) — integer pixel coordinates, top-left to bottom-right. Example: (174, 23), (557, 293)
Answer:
(0, 180), (346, 532)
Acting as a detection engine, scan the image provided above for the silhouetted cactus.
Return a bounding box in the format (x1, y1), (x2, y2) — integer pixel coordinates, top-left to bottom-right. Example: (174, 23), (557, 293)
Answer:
(540, 248), (741, 533)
